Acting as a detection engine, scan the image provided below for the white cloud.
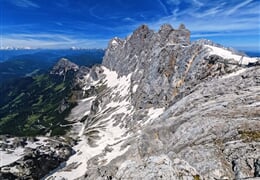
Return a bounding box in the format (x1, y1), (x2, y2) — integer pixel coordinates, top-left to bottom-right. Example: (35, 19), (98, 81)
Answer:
(225, 0), (253, 15)
(146, 0), (259, 33)
(192, 6), (222, 18)
(157, 0), (169, 15)
(1, 33), (109, 49)
(10, 0), (39, 8)
(192, 0), (204, 7)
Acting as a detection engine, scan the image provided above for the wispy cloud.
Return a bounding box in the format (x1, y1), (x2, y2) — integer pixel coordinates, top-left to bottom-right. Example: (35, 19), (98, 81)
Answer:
(157, 0), (169, 15)
(143, 0), (259, 50)
(225, 0), (253, 15)
(147, 0), (258, 32)
(123, 17), (135, 22)
(1, 0), (259, 50)
(9, 0), (40, 8)
(192, 6), (222, 18)
(1, 33), (109, 49)
(191, 0), (204, 7)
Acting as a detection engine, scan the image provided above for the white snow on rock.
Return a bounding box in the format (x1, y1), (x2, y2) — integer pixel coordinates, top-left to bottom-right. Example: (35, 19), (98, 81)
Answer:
(67, 96), (95, 122)
(66, 96), (96, 137)
(81, 74), (100, 92)
(46, 67), (132, 179)
(0, 147), (24, 167)
(221, 68), (247, 79)
(205, 45), (258, 65)
(132, 84), (138, 93)
(103, 66), (131, 93)
(111, 39), (118, 46)
(47, 111), (130, 179)
(0, 137), (48, 167)
(145, 107), (165, 125)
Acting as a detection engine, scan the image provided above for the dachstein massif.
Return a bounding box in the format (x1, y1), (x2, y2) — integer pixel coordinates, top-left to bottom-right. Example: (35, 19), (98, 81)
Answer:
(0, 24), (260, 180)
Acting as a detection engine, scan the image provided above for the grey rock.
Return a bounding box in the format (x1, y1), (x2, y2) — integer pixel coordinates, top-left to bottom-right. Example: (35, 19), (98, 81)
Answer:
(78, 24), (259, 179)
(50, 58), (79, 76)
(4, 24), (260, 180)
(0, 138), (74, 179)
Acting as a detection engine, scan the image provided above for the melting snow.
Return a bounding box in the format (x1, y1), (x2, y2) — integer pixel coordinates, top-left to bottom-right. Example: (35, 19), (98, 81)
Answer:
(0, 137), (48, 167)
(111, 39), (118, 46)
(145, 107), (165, 125)
(205, 45), (258, 65)
(67, 96), (95, 122)
(66, 96), (95, 137)
(48, 114), (129, 179)
(221, 68), (247, 79)
(47, 67), (132, 179)
(0, 147), (24, 167)
(132, 84), (138, 93)
(103, 66), (131, 95)
(103, 140), (129, 165)
(148, 108), (164, 120)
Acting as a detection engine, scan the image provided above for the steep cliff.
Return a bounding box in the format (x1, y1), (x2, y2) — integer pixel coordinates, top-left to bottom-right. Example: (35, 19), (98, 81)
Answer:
(1, 24), (259, 180)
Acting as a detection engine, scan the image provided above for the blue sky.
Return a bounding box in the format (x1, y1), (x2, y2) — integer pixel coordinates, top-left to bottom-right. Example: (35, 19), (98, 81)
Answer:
(0, 0), (259, 51)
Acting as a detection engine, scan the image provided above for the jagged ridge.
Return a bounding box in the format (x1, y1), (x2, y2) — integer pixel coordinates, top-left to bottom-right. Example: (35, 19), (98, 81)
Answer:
(1, 24), (259, 179)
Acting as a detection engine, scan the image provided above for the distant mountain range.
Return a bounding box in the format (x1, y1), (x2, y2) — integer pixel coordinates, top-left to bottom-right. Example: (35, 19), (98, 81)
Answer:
(0, 49), (104, 84)
(0, 49), (105, 62)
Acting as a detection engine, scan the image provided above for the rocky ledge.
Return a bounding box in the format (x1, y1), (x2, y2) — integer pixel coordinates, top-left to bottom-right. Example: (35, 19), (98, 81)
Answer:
(0, 136), (75, 179)
(1, 24), (259, 180)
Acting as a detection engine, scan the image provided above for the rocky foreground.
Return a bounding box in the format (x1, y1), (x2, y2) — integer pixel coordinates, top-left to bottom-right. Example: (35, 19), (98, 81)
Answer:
(1, 24), (260, 179)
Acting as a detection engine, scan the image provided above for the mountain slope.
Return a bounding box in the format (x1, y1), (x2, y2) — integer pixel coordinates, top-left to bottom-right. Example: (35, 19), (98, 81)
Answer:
(0, 59), (78, 136)
(45, 24), (259, 179)
(1, 24), (259, 179)
(0, 49), (104, 84)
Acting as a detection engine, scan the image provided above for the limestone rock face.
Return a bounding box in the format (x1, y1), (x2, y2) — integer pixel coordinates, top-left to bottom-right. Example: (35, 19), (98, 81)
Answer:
(2, 24), (259, 179)
(0, 137), (74, 179)
(50, 58), (79, 76)
(83, 24), (259, 180)
(46, 24), (259, 179)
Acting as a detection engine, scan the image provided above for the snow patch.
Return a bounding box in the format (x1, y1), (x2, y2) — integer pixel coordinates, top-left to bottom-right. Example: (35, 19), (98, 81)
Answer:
(0, 137), (48, 167)
(103, 141), (129, 165)
(205, 45), (258, 65)
(47, 118), (129, 179)
(145, 107), (165, 125)
(148, 108), (164, 119)
(0, 147), (24, 167)
(46, 67), (133, 179)
(81, 74), (100, 93)
(66, 96), (95, 137)
(103, 67), (131, 90)
(132, 84), (138, 93)
(111, 39), (118, 46)
(221, 68), (247, 79)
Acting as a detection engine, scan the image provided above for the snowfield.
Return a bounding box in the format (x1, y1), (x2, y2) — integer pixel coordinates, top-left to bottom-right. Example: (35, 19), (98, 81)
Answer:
(0, 137), (48, 167)
(205, 45), (258, 65)
(46, 67), (133, 179)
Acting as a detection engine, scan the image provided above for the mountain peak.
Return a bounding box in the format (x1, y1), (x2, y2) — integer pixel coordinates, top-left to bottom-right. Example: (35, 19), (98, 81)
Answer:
(134, 24), (150, 34)
(103, 23), (191, 75)
(1, 24), (260, 179)
(50, 58), (79, 76)
(159, 23), (174, 32)
(129, 24), (153, 44)
(178, 23), (186, 30)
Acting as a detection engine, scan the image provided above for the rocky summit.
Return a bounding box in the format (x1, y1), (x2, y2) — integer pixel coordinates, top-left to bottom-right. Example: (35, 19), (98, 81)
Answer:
(1, 24), (260, 180)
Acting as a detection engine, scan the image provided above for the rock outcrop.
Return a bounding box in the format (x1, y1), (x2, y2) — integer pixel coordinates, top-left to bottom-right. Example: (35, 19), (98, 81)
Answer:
(47, 24), (259, 180)
(1, 24), (259, 179)
(51, 58), (79, 76)
(0, 136), (74, 179)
